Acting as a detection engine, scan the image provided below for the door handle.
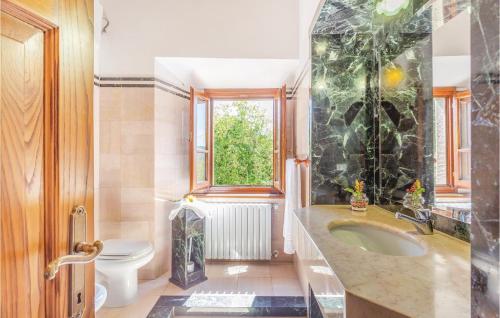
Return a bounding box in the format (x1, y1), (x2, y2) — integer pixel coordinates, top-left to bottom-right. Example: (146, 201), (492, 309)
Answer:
(44, 240), (104, 280)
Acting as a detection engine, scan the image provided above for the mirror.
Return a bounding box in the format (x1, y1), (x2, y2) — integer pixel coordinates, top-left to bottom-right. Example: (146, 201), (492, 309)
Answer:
(431, 1), (471, 223)
(309, 0), (472, 233)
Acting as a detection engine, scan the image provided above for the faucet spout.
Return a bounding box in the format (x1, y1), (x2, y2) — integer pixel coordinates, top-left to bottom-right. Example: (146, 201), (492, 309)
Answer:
(395, 209), (434, 235)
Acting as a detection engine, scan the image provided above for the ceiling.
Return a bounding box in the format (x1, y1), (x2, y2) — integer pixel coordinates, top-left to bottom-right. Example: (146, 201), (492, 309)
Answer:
(432, 9), (471, 88)
(433, 56), (471, 88)
(156, 57), (300, 89)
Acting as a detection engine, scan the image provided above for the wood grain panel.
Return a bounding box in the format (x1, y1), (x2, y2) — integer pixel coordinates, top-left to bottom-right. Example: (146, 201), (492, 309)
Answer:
(49, 0), (94, 316)
(1, 13), (45, 317)
(1, 0), (94, 317)
(7, 0), (59, 23)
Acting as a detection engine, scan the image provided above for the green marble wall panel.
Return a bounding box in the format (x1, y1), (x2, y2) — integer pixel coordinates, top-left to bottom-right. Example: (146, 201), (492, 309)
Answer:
(310, 0), (434, 208)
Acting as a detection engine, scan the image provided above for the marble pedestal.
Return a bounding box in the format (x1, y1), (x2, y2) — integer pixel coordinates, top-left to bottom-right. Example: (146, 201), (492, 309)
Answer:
(169, 208), (207, 289)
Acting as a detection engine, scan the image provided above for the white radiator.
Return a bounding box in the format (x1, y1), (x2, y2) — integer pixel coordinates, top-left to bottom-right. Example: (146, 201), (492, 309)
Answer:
(205, 203), (272, 260)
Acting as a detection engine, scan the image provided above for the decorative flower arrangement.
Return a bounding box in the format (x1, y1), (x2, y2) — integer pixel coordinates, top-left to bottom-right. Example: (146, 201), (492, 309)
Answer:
(345, 179), (369, 211)
(403, 179), (425, 211)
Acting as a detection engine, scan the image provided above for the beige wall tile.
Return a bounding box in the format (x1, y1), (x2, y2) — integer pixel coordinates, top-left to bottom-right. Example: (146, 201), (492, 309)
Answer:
(122, 121), (154, 136)
(100, 120), (121, 154)
(121, 203), (155, 221)
(121, 154), (154, 187)
(121, 88), (154, 121)
(155, 123), (182, 155)
(99, 154), (121, 187)
(122, 187), (154, 204)
(120, 221), (151, 241)
(122, 102), (154, 121)
(121, 134), (154, 155)
(99, 188), (122, 221)
(98, 86), (192, 281)
(99, 221), (121, 240)
(100, 87), (123, 121)
(155, 90), (188, 123)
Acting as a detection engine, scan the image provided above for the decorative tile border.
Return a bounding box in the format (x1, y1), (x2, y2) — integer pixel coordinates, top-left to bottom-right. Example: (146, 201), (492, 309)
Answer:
(94, 75), (190, 100)
(95, 75), (296, 101)
(147, 295), (307, 318)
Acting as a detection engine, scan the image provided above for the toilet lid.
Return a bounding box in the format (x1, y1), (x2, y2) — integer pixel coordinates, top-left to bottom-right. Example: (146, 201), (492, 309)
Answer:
(99, 239), (153, 260)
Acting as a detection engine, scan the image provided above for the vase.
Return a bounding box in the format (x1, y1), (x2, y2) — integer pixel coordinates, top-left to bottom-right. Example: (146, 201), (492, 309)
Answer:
(350, 193), (368, 211)
(403, 192), (425, 211)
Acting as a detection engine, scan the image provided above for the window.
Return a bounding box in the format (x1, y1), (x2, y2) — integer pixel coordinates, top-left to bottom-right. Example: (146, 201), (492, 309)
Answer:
(189, 88), (286, 196)
(432, 87), (471, 193)
(456, 91), (471, 186)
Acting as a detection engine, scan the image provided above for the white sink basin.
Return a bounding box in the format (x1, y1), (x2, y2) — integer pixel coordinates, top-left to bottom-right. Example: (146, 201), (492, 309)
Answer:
(329, 222), (426, 256)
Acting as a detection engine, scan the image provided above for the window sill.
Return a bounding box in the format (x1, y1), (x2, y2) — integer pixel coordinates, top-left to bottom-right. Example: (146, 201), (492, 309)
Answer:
(191, 186), (285, 199)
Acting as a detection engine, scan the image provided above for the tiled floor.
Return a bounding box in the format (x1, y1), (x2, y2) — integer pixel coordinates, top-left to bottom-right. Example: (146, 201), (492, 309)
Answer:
(97, 262), (303, 318)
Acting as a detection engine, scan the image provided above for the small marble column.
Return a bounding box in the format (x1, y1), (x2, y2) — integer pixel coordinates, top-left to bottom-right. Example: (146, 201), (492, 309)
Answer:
(169, 208), (207, 289)
(471, 0), (500, 316)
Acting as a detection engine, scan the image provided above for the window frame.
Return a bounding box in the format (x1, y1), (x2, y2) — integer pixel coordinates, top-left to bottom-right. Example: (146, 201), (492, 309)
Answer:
(189, 87), (286, 197)
(433, 87), (471, 194)
(189, 88), (211, 192)
(455, 90), (471, 189)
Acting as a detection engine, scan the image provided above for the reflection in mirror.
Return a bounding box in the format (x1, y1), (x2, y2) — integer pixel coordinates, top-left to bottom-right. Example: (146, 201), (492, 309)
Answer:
(431, 2), (471, 223)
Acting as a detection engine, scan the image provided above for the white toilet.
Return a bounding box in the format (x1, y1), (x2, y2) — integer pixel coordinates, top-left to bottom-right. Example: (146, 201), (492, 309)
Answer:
(95, 283), (107, 312)
(96, 239), (155, 307)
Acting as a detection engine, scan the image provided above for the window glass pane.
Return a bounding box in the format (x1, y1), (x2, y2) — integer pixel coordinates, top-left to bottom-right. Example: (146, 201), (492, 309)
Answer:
(196, 98), (207, 149)
(196, 152), (206, 182)
(213, 99), (274, 186)
(433, 97), (448, 185)
(459, 98), (471, 148)
(274, 100), (281, 183)
(459, 151), (471, 180)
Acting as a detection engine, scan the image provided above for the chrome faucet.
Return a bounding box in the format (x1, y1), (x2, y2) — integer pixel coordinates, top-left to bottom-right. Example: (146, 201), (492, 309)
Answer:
(395, 208), (434, 235)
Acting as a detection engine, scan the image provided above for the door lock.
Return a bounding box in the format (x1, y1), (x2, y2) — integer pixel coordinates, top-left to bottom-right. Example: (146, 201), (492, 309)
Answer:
(44, 206), (102, 317)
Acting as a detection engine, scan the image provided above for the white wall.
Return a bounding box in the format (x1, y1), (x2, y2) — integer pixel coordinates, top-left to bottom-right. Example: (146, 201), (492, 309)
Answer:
(292, 0), (324, 207)
(98, 0), (299, 76)
(298, 0), (324, 67)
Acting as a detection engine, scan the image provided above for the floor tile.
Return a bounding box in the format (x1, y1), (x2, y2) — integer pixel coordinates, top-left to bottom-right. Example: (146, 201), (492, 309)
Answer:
(271, 277), (304, 296)
(206, 263), (243, 278)
(269, 263), (297, 278)
(97, 293), (159, 318)
(98, 261), (303, 318)
(164, 277), (239, 296)
(237, 277), (274, 296)
(236, 263), (271, 278)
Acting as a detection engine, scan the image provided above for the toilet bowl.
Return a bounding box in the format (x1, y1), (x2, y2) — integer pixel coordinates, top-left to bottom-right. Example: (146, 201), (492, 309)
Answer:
(95, 283), (107, 312)
(96, 239), (155, 307)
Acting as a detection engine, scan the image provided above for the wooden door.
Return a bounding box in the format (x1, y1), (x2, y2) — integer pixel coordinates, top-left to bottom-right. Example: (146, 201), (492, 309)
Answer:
(0, 0), (94, 317)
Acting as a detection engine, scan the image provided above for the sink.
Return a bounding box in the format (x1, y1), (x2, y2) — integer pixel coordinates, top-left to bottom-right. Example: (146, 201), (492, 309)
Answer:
(329, 222), (426, 256)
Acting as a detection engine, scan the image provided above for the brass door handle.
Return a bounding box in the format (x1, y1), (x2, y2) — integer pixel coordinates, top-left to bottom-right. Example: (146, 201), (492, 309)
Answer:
(44, 240), (104, 280)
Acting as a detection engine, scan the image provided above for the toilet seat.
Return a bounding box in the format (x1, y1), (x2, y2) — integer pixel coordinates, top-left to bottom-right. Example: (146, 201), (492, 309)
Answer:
(95, 239), (155, 307)
(98, 239), (153, 261)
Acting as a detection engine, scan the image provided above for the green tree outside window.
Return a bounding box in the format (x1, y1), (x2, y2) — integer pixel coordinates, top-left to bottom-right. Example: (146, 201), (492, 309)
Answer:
(213, 100), (273, 186)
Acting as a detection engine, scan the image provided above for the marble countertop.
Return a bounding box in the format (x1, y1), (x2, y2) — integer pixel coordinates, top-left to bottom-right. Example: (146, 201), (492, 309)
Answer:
(294, 205), (471, 318)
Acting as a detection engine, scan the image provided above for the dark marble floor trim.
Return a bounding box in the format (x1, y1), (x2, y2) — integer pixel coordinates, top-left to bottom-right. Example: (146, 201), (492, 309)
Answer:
(147, 295), (307, 318)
